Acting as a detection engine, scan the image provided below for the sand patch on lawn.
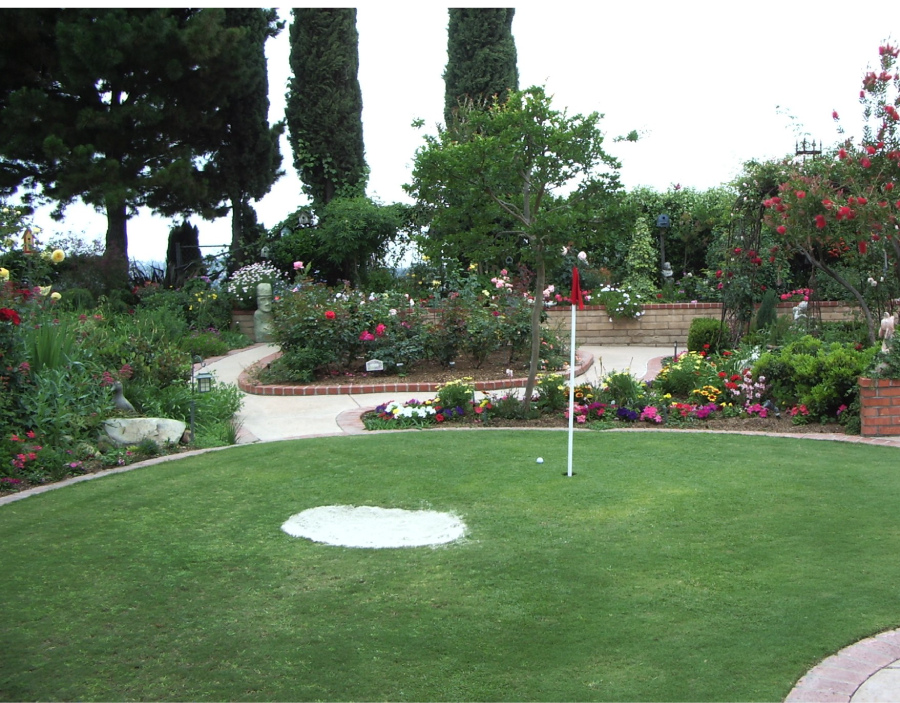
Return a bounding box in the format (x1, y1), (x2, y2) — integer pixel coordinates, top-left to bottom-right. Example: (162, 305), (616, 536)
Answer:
(281, 505), (466, 548)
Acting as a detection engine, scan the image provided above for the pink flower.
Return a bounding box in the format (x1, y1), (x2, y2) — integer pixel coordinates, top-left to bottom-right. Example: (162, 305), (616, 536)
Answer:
(776, 225), (787, 235)
(832, 110), (839, 120)
(375, 323), (386, 337)
(861, 157), (872, 168)
(815, 214), (827, 229)
(838, 148), (848, 160)
(293, 261), (304, 270)
(576, 414), (586, 424)
(359, 330), (375, 341)
(795, 190), (806, 199)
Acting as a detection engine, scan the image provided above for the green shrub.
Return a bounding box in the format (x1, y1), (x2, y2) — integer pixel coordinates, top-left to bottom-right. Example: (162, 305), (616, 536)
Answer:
(598, 370), (648, 408)
(753, 289), (778, 331)
(58, 287), (96, 311)
(753, 336), (877, 421)
(436, 378), (475, 411)
(535, 373), (568, 411)
(687, 317), (726, 354)
(653, 351), (720, 398)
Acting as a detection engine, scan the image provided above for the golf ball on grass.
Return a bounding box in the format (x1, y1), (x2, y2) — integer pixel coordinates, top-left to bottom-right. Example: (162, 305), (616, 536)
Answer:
(536, 457), (544, 464)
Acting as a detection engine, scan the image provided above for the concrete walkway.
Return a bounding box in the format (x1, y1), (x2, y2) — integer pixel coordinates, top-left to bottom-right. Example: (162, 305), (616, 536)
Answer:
(213, 343), (671, 443)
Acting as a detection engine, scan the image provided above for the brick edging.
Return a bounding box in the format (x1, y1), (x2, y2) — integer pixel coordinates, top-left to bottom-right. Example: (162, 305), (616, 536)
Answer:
(785, 629), (900, 702)
(238, 352), (595, 396)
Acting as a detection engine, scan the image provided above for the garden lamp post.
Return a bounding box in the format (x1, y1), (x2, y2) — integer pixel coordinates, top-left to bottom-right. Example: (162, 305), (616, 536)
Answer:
(189, 356), (214, 443)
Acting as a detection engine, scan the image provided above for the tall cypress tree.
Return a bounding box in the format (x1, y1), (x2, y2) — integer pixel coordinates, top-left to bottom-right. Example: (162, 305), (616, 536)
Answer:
(443, 9), (518, 125)
(286, 8), (366, 208)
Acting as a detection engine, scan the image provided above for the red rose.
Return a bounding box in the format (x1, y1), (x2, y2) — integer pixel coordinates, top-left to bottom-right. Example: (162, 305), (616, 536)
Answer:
(795, 190), (806, 199)
(325, 310), (336, 320)
(0, 308), (20, 325)
(777, 226), (787, 235)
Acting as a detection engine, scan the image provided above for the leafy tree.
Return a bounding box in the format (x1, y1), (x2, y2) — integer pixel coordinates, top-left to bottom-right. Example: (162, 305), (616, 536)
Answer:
(443, 8), (518, 125)
(286, 9), (366, 208)
(621, 216), (659, 299)
(406, 86), (624, 403)
(760, 41), (900, 344)
(272, 197), (407, 286)
(0, 9), (249, 273)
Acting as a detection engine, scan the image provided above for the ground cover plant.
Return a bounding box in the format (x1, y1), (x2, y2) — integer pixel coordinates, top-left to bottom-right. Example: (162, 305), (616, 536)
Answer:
(2, 432), (900, 701)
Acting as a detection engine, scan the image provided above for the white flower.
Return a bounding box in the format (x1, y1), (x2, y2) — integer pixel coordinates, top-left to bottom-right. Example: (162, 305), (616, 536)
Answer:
(869, 277), (878, 287)
(577, 251), (588, 261)
(561, 246), (569, 256)
(388, 308), (397, 316)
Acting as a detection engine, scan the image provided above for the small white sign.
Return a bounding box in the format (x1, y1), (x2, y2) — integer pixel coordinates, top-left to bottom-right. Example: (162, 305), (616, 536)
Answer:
(365, 359), (384, 372)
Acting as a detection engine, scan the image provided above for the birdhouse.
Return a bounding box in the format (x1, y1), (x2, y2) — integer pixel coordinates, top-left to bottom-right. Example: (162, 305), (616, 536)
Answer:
(656, 214), (671, 229)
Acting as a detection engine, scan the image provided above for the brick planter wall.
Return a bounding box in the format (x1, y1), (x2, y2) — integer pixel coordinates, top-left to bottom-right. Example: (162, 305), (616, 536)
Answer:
(859, 377), (900, 437)
(544, 301), (858, 346)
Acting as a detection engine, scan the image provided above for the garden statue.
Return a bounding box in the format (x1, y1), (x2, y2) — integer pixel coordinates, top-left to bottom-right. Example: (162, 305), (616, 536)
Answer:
(879, 311), (896, 352)
(792, 300), (808, 321)
(661, 261), (673, 281)
(111, 381), (136, 413)
(254, 282), (274, 343)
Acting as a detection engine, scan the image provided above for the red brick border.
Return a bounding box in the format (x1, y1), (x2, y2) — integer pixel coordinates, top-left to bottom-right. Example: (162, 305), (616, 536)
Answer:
(859, 377), (900, 437)
(238, 352), (595, 396)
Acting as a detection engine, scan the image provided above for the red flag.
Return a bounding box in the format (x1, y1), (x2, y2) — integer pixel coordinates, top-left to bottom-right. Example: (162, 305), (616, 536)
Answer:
(571, 266), (584, 310)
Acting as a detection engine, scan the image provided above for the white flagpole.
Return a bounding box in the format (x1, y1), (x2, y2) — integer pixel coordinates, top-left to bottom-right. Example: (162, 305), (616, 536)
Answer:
(567, 300), (577, 477)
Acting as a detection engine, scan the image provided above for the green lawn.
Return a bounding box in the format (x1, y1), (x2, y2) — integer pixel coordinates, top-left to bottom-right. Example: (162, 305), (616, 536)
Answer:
(2, 431), (900, 701)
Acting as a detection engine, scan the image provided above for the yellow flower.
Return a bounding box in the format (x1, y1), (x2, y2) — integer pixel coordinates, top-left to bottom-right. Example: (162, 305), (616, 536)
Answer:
(0, 267), (8, 281)
(50, 291), (62, 301)
(38, 285), (51, 296)
(468, 262), (478, 271)
(50, 249), (65, 263)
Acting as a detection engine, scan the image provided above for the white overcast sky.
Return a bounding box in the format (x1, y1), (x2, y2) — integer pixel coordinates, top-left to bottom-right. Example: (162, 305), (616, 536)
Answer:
(23, 2), (897, 263)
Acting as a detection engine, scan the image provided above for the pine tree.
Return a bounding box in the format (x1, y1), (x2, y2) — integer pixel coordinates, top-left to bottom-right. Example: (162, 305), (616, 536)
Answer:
(443, 9), (518, 126)
(217, 9), (284, 266)
(0, 9), (248, 271)
(286, 9), (366, 208)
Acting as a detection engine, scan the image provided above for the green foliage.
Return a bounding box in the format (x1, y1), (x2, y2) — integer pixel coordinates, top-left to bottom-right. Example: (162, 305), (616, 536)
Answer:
(16, 364), (110, 448)
(867, 337), (900, 378)
(535, 373), (567, 411)
(753, 336), (877, 420)
(217, 9), (284, 258)
(0, 9), (255, 267)
(653, 351), (721, 398)
(621, 216), (659, 298)
(273, 197), (406, 285)
(598, 370), (648, 408)
(287, 8), (366, 206)
(436, 377), (475, 411)
(21, 317), (76, 374)
(687, 317), (726, 354)
(754, 288), (779, 331)
(443, 8), (518, 125)
(406, 85), (625, 401)
(58, 287), (95, 311)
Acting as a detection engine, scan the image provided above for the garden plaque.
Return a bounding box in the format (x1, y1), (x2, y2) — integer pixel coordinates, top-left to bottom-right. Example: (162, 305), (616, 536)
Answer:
(366, 359), (384, 372)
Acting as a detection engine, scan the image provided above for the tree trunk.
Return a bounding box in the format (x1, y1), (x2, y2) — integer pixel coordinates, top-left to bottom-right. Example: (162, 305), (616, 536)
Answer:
(523, 256), (545, 407)
(799, 246), (876, 344)
(230, 195), (243, 261)
(104, 198), (129, 279)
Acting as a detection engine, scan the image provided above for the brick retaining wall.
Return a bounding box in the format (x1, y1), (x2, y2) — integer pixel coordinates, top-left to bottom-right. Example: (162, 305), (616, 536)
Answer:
(860, 377), (900, 437)
(544, 302), (859, 346)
